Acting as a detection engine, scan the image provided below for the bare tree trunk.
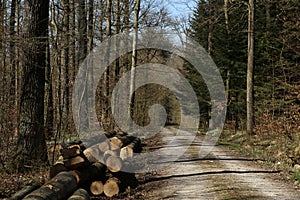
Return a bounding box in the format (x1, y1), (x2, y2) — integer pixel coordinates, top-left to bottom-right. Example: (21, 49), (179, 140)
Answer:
(77, 0), (89, 131)
(16, 0), (49, 168)
(207, 0), (213, 55)
(100, 0), (112, 130)
(9, 0), (18, 136)
(106, 0), (112, 37)
(45, 0), (53, 140)
(0, 0), (7, 102)
(49, 1), (58, 141)
(98, 0), (105, 42)
(61, 0), (70, 132)
(15, 0), (21, 137)
(123, 0), (130, 32)
(9, 0), (17, 97)
(77, 0), (87, 66)
(247, 0), (255, 135)
(224, 0), (230, 102)
(88, 0), (94, 53)
(128, 0), (141, 131)
(45, 45), (54, 140)
(123, 0), (131, 120)
(112, 0), (121, 121)
(69, 0), (76, 132)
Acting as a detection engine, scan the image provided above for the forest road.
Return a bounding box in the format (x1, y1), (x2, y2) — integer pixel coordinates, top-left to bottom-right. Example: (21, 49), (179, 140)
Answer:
(143, 128), (300, 200)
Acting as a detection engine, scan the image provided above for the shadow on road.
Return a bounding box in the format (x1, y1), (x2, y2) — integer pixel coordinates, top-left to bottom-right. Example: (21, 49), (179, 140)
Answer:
(140, 170), (281, 185)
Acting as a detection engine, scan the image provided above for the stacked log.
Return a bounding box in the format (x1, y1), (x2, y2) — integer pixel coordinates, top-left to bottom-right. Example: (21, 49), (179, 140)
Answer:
(90, 181), (104, 196)
(50, 143), (87, 178)
(8, 183), (41, 200)
(120, 137), (142, 160)
(68, 188), (90, 200)
(23, 171), (78, 200)
(49, 156), (68, 178)
(103, 177), (120, 197)
(11, 132), (143, 199)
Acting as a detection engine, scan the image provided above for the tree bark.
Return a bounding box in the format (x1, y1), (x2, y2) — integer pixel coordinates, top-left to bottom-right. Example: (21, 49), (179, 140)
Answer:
(48, 1), (58, 144)
(9, 183), (41, 200)
(71, 162), (106, 185)
(207, 0), (213, 55)
(128, 0), (141, 131)
(9, 0), (18, 136)
(88, 0), (94, 53)
(0, 0), (7, 100)
(64, 156), (86, 169)
(77, 0), (88, 66)
(76, 0), (89, 132)
(69, 0), (76, 126)
(224, 0), (230, 102)
(68, 188), (90, 200)
(61, 0), (70, 131)
(103, 0), (112, 130)
(247, 0), (255, 135)
(23, 172), (77, 200)
(16, 0), (49, 168)
(49, 156), (68, 178)
(61, 144), (82, 159)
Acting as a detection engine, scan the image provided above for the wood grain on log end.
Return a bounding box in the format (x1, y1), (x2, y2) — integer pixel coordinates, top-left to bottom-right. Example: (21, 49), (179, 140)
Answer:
(106, 156), (123, 173)
(90, 181), (104, 196)
(98, 140), (110, 152)
(103, 177), (120, 197)
(120, 146), (133, 160)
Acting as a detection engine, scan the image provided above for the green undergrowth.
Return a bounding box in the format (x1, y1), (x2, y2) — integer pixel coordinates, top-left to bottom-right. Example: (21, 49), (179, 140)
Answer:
(292, 171), (300, 182)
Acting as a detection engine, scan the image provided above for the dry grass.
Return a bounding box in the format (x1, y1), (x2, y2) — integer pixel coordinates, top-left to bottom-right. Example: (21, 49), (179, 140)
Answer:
(219, 128), (300, 186)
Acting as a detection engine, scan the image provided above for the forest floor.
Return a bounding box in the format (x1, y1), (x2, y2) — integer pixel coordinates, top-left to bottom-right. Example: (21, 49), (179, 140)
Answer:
(1, 128), (300, 199)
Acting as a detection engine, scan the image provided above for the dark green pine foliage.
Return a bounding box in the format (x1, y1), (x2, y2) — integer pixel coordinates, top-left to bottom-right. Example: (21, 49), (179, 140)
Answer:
(189, 0), (248, 130)
(254, 0), (300, 125)
(189, 0), (209, 50)
(189, 0), (299, 133)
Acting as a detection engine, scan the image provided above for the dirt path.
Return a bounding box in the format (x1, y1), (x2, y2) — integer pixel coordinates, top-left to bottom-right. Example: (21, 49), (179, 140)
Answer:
(144, 128), (300, 200)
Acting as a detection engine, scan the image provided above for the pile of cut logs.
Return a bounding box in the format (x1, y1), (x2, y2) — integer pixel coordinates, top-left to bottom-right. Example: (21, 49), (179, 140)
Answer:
(10, 132), (143, 200)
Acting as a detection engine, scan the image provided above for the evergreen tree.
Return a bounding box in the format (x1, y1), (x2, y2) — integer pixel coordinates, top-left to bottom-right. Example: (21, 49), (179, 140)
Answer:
(189, 0), (299, 134)
(189, 0), (248, 130)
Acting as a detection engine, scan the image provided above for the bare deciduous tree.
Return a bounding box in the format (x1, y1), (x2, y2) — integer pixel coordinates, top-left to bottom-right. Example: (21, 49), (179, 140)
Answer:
(247, 0), (254, 135)
(16, 0), (49, 168)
